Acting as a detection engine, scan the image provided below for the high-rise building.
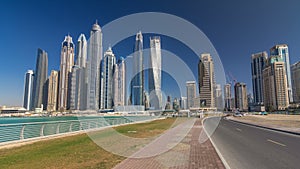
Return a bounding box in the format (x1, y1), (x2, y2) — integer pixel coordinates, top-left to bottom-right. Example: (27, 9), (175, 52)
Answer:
(263, 56), (289, 110)
(23, 70), (34, 110)
(86, 21), (103, 110)
(131, 31), (144, 106)
(186, 81), (196, 108)
(224, 83), (231, 111)
(173, 98), (179, 111)
(291, 61), (300, 103)
(165, 95), (172, 110)
(234, 82), (248, 111)
(270, 44), (293, 103)
(70, 34), (87, 110)
(47, 70), (59, 112)
(214, 84), (223, 110)
(70, 65), (80, 110)
(101, 47), (116, 109)
(114, 57), (126, 107)
(198, 53), (215, 107)
(149, 36), (162, 110)
(179, 97), (187, 110)
(76, 34), (87, 68)
(230, 98), (235, 110)
(144, 91), (150, 110)
(31, 48), (48, 110)
(251, 51), (267, 105)
(58, 35), (74, 111)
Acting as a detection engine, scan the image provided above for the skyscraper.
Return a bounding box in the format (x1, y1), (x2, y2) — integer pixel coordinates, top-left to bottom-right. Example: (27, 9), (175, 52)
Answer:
(291, 61), (300, 103)
(76, 34), (87, 68)
(58, 35), (74, 111)
(149, 36), (162, 110)
(186, 81), (196, 108)
(179, 97), (187, 110)
(114, 57), (126, 107)
(263, 56), (289, 111)
(234, 82), (248, 111)
(251, 51), (267, 105)
(86, 21), (102, 110)
(198, 53), (215, 107)
(270, 44), (293, 103)
(47, 70), (59, 112)
(70, 34), (87, 110)
(214, 84), (223, 110)
(31, 48), (48, 110)
(131, 31), (144, 106)
(224, 83), (231, 111)
(101, 47), (116, 109)
(23, 70), (34, 110)
(70, 65), (80, 110)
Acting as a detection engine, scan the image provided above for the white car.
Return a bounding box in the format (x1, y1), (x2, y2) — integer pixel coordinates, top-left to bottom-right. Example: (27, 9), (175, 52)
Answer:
(234, 113), (243, 117)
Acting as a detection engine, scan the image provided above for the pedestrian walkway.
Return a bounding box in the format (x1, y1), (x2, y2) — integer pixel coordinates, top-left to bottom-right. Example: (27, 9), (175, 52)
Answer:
(114, 119), (225, 169)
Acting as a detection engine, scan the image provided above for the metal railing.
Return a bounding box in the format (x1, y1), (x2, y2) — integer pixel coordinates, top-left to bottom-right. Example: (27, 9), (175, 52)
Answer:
(0, 116), (158, 143)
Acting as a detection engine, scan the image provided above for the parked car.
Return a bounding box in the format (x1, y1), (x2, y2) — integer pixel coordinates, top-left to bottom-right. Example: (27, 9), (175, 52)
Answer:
(260, 111), (268, 115)
(234, 113), (243, 117)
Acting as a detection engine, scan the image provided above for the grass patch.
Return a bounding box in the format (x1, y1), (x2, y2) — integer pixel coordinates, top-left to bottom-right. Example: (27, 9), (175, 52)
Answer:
(114, 117), (176, 138)
(0, 117), (176, 169)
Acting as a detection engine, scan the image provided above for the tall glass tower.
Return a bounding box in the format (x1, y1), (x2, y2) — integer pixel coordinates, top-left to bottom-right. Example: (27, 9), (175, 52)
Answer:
(101, 47), (116, 109)
(270, 44), (293, 103)
(114, 57), (126, 106)
(31, 48), (48, 110)
(23, 70), (34, 110)
(131, 31), (144, 106)
(58, 35), (74, 111)
(70, 34), (87, 110)
(251, 51), (267, 105)
(149, 36), (162, 110)
(87, 21), (102, 110)
(186, 81), (196, 108)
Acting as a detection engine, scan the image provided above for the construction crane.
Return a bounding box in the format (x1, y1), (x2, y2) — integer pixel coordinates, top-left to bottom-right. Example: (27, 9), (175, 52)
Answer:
(227, 71), (237, 85)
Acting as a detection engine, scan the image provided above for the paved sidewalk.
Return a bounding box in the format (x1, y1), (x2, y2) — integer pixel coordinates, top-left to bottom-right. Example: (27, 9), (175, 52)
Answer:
(114, 119), (225, 169)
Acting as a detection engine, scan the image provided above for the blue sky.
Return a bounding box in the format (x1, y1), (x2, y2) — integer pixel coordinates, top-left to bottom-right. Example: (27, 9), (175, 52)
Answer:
(1, 0), (300, 106)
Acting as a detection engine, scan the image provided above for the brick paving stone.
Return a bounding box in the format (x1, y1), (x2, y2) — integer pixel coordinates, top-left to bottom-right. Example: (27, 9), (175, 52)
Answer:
(114, 119), (225, 169)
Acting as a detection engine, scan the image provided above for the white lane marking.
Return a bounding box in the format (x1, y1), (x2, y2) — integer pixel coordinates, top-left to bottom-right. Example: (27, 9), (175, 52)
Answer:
(267, 139), (286, 147)
(236, 128), (242, 132)
(202, 117), (231, 169)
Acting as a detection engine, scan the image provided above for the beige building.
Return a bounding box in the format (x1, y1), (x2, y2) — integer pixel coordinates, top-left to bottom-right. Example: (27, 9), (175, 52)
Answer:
(291, 62), (300, 103)
(224, 83), (231, 110)
(47, 70), (59, 112)
(197, 53), (215, 108)
(263, 56), (289, 111)
(58, 35), (75, 111)
(234, 82), (248, 111)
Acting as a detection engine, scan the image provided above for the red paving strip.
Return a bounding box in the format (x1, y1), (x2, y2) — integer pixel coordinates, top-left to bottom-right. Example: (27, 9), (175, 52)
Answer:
(114, 119), (225, 169)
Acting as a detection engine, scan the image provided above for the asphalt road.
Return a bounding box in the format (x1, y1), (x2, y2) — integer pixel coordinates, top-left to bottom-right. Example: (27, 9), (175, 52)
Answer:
(204, 116), (300, 169)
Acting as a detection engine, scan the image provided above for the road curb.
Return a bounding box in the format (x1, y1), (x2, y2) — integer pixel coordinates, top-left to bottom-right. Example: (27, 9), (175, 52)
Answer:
(202, 117), (231, 169)
(227, 118), (300, 136)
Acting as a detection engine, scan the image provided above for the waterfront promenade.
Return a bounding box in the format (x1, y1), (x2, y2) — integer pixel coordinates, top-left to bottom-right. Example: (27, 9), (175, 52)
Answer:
(0, 117), (225, 168)
(114, 119), (225, 169)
